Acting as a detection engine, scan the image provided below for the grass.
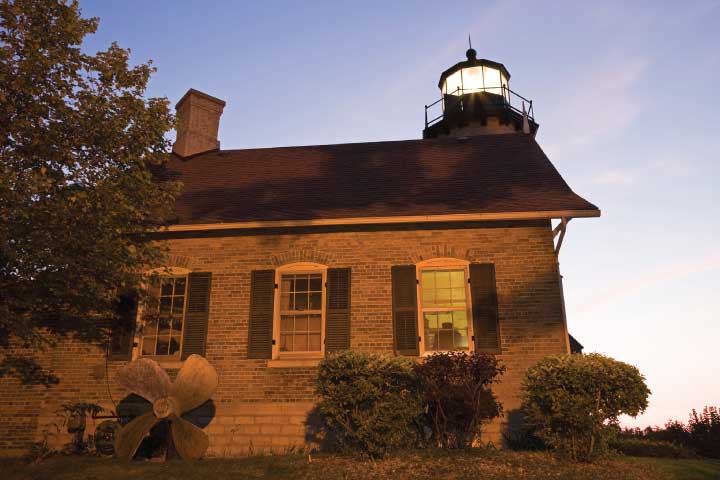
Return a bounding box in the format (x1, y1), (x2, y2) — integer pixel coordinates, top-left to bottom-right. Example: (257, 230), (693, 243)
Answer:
(623, 457), (720, 480)
(2, 449), (704, 480)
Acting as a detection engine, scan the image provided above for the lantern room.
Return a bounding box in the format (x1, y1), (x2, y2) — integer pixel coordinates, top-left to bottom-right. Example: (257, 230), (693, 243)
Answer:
(423, 48), (538, 139)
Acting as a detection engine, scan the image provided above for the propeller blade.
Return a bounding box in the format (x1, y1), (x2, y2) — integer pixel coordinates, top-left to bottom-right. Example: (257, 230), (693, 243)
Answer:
(114, 411), (159, 461)
(170, 415), (210, 460)
(169, 354), (218, 414)
(116, 358), (171, 403)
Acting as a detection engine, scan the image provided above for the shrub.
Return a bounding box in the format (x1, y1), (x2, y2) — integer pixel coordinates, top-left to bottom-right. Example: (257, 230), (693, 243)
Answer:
(413, 351), (505, 449)
(521, 353), (650, 461)
(315, 351), (424, 457)
(610, 437), (694, 459)
(617, 406), (720, 459)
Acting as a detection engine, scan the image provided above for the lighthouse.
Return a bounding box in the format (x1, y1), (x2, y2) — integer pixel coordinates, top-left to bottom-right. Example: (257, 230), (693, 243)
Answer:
(423, 47), (538, 138)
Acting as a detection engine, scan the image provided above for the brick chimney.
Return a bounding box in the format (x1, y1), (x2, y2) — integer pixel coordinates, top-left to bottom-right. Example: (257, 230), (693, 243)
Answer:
(173, 89), (226, 157)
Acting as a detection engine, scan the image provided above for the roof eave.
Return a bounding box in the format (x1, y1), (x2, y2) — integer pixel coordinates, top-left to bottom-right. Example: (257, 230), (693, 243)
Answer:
(160, 209), (601, 233)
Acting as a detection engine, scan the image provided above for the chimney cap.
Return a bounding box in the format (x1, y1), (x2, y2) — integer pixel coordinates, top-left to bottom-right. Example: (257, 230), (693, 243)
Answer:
(175, 88), (226, 110)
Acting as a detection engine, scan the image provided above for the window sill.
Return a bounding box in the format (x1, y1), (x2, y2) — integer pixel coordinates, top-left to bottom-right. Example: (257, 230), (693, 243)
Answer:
(267, 358), (321, 368)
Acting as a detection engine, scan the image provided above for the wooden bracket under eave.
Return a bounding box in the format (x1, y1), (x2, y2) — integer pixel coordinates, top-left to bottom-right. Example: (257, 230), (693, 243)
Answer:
(554, 217), (572, 255)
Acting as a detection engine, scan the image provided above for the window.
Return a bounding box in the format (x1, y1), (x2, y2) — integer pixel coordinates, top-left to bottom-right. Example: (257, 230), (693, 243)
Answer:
(140, 275), (187, 357)
(417, 260), (472, 353)
(274, 263), (326, 357)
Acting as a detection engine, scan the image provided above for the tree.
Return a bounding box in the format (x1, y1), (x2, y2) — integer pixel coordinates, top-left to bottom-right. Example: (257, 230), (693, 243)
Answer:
(521, 353), (650, 461)
(0, 0), (177, 373)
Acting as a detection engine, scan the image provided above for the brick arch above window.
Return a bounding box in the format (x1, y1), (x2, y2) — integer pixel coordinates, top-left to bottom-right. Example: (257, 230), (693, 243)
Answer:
(159, 254), (200, 271)
(270, 249), (335, 267)
(409, 245), (471, 264)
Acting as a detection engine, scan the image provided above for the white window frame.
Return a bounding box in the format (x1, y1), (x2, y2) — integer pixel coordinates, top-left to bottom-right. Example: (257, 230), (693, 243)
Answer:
(272, 262), (327, 359)
(416, 258), (474, 355)
(135, 266), (192, 361)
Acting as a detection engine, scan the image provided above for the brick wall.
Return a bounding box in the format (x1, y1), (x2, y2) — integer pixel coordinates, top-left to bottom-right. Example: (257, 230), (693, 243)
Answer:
(0, 220), (569, 456)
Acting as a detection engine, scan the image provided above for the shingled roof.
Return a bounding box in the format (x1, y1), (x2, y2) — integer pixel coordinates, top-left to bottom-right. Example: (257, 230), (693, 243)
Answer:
(159, 134), (599, 228)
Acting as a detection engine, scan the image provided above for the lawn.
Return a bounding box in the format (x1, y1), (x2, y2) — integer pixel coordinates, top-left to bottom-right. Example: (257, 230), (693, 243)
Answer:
(5, 450), (720, 480)
(623, 457), (720, 480)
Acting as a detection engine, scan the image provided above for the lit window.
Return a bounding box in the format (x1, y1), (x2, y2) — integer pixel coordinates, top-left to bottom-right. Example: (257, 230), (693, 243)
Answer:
(140, 276), (186, 357)
(420, 268), (470, 352)
(279, 272), (323, 353)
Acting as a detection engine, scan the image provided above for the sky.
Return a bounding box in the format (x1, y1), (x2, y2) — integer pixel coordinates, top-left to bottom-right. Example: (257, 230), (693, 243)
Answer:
(79, 0), (720, 428)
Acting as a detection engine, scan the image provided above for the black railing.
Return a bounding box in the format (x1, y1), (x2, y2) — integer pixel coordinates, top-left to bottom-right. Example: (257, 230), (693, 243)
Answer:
(424, 85), (534, 130)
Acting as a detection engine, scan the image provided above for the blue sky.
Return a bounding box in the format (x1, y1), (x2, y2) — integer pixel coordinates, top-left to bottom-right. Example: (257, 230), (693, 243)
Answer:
(81, 0), (719, 427)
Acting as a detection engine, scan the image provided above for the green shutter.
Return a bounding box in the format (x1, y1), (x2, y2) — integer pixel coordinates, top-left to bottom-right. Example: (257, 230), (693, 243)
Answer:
(469, 263), (501, 354)
(181, 272), (212, 360)
(248, 270), (275, 359)
(108, 291), (138, 360)
(325, 268), (351, 352)
(391, 265), (419, 356)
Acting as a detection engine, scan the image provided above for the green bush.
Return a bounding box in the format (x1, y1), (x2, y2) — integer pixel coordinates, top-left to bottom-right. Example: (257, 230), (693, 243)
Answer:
(315, 351), (424, 457)
(620, 407), (720, 459)
(610, 437), (694, 459)
(521, 353), (650, 461)
(413, 351), (505, 448)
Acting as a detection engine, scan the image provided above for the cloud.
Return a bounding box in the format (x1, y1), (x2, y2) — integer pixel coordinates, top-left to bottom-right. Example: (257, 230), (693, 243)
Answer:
(593, 169), (636, 186)
(543, 57), (651, 158)
(576, 250), (720, 314)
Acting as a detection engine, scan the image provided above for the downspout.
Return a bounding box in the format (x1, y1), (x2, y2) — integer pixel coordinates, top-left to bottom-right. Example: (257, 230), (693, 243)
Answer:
(554, 217), (572, 354)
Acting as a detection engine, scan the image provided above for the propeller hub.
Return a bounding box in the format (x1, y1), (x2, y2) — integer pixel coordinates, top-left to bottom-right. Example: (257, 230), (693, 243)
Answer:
(153, 396), (179, 419)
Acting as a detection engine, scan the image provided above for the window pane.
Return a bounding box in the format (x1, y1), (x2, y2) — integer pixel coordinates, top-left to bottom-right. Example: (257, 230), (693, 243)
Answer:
(308, 334), (321, 351)
(443, 70), (463, 96)
(461, 66), (484, 92)
(424, 312), (438, 330)
(450, 270), (465, 287)
(437, 311), (453, 330)
(158, 315), (171, 336)
(296, 277), (309, 292)
(280, 315), (293, 333)
(293, 334), (308, 352)
(309, 292), (322, 310)
(160, 297), (172, 314)
(421, 271), (435, 289)
(426, 331), (438, 351)
(455, 330), (469, 349)
(174, 277), (186, 294)
(142, 336), (156, 356)
(453, 310), (468, 329)
(422, 288), (434, 305)
(161, 280), (174, 296)
(435, 288), (451, 306)
(309, 276), (322, 291)
(295, 315), (308, 332)
(172, 296), (185, 314)
(171, 316), (183, 335)
(280, 293), (291, 310)
(281, 277), (294, 293)
(451, 288), (466, 306)
(156, 336), (170, 356)
(483, 66), (502, 94)
(280, 334), (291, 352)
(438, 329), (454, 350)
(295, 293), (308, 311)
(308, 315), (321, 332)
(435, 271), (451, 289)
(169, 336), (181, 355)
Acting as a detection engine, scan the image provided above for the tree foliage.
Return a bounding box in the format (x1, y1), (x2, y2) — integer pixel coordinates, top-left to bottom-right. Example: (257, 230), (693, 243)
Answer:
(413, 351), (504, 449)
(0, 0), (177, 359)
(521, 353), (650, 461)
